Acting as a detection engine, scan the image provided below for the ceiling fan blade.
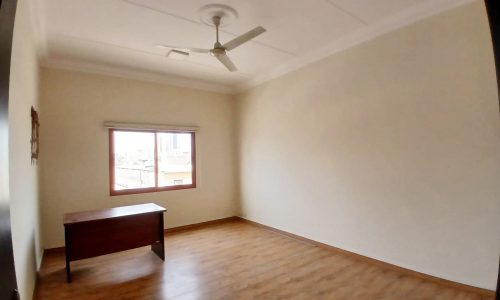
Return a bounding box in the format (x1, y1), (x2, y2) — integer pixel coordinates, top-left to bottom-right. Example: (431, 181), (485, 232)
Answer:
(156, 44), (210, 53)
(223, 26), (266, 51)
(214, 53), (237, 72)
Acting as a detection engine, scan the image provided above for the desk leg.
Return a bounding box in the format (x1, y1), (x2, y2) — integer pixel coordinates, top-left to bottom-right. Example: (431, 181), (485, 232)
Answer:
(151, 213), (165, 261)
(151, 242), (164, 260)
(65, 258), (72, 283)
(64, 226), (72, 283)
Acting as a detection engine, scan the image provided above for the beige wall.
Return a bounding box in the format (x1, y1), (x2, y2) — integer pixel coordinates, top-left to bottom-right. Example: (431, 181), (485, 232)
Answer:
(9, 0), (43, 299)
(236, 1), (500, 290)
(40, 68), (238, 248)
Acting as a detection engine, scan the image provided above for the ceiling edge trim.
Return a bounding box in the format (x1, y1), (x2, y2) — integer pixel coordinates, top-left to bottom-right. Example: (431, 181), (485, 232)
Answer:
(235, 0), (477, 93)
(43, 60), (237, 95)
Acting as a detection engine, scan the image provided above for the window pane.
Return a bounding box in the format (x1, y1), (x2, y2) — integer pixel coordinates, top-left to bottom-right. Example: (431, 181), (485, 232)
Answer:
(157, 133), (193, 187)
(113, 131), (155, 190)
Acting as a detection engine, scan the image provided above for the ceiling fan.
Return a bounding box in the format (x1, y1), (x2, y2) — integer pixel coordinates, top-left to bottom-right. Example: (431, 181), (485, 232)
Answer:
(157, 14), (266, 72)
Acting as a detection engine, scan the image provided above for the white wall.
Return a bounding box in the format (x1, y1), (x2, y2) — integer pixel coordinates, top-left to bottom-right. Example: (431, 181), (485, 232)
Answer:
(40, 68), (238, 248)
(236, 1), (500, 290)
(8, 0), (43, 299)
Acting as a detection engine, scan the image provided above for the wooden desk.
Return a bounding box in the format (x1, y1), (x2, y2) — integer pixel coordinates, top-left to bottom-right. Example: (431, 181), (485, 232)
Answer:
(63, 203), (166, 282)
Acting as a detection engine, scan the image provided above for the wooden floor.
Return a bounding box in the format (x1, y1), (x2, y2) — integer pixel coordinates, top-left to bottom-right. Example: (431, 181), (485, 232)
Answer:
(35, 220), (494, 300)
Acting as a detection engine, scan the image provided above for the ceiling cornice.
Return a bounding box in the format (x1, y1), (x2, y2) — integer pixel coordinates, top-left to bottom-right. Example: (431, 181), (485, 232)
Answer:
(235, 0), (477, 93)
(43, 60), (237, 95)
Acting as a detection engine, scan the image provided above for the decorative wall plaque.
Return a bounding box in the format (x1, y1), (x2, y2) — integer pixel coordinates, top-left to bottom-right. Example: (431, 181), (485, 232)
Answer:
(31, 106), (39, 163)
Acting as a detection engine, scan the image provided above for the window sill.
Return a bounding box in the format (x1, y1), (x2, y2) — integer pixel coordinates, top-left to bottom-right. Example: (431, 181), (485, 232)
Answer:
(110, 184), (196, 196)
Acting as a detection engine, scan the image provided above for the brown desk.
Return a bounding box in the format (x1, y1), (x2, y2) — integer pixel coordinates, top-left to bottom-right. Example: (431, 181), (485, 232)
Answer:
(63, 203), (166, 282)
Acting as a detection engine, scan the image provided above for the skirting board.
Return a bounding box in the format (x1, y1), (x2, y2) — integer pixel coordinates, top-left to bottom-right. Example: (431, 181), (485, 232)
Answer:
(236, 217), (495, 297)
(41, 215), (495, 297)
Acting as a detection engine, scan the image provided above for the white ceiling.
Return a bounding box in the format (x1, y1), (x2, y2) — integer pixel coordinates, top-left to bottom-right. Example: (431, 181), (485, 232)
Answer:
(30, 0), (474, 93)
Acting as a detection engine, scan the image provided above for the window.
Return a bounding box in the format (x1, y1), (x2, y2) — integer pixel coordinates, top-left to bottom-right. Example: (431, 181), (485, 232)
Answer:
(109, 129), (196, 195)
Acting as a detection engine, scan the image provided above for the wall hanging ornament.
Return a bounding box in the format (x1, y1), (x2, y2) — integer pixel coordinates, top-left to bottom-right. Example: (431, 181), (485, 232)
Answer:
(31, 106), (39, 163)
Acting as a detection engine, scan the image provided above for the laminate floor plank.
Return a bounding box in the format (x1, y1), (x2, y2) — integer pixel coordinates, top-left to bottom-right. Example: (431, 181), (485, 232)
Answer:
(35, 220), (494, 300)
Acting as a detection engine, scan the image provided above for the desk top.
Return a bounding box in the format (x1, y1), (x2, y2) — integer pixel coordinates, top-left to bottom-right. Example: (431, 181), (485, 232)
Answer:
(64, 203), (166, 225)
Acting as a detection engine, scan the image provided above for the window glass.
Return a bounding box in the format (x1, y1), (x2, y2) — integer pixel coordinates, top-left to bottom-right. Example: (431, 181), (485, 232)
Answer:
(113, 131), (155, 190)
(157, 132), (193, 187)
